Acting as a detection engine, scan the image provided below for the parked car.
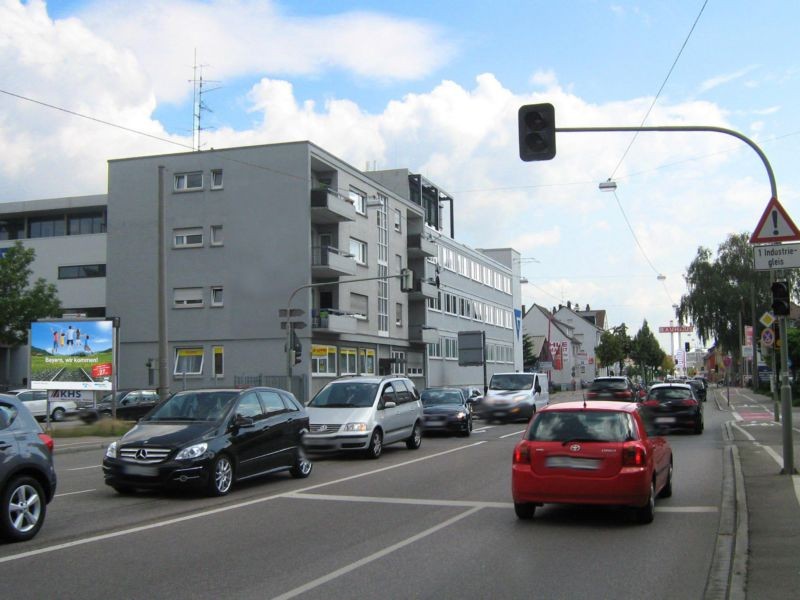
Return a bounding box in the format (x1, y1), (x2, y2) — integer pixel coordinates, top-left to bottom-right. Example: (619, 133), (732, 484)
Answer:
(511, 400), (673, 523)
(0, 393), (57, 542)
(585, 377), (638, 402)
(79, 389), (161, 423)
(304, 376), (423, 459)
(421, 387), (473, 436)
(102, 387), (311, 496)
(480, 372), (549, 422)
(687, 379), (707, 402)
(641, 383), (704, 434)
(7, 389), (77, 422)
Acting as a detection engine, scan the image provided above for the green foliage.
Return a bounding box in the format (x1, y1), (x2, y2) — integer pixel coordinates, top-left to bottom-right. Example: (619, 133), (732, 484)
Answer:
(596, 328), (625, 371)
(522, 333), (536, 367)
(630, 320), (665, 384)
(0, 241), (62, 347)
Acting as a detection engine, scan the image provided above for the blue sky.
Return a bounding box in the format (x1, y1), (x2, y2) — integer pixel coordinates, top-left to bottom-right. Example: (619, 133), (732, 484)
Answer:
(3, 0), (800, 355)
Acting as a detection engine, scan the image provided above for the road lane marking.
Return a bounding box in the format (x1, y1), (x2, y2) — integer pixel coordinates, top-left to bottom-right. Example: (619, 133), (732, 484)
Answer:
(66, 465), (101, 471)
(55, 489), (96, 498)
(287, 492), (511, 510)
(269, 507), (483, 600)
(500, 429), (525, 439)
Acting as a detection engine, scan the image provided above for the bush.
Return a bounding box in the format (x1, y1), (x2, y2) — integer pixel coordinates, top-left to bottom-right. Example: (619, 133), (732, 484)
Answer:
(49, 419), (135, 438)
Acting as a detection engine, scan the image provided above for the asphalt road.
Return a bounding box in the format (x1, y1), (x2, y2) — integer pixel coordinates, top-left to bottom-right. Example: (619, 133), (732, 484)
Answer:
(0, 391), (728, 600)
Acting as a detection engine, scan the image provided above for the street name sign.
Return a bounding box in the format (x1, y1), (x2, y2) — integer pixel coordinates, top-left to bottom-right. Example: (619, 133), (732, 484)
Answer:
(659, 325), (693, 333)
(750, 197), (800, 244)
(753, 242), (800, 271)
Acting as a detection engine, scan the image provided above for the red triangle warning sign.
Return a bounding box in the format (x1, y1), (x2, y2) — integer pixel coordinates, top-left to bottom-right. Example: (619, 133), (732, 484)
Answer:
(750, 197), (800, 243)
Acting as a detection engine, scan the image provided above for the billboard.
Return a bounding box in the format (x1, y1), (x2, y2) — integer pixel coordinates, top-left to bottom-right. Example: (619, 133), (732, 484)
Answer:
(29, 319), (114, 390)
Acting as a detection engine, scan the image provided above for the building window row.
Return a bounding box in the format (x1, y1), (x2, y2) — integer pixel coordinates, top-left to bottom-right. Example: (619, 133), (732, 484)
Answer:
(174, 169), (223, 192)
(58, 264), (106, 280)
(426, 292), (513, 329)
(173, 225), (224, 248)
(311, 345), (376, 376)
(1, 211), (107, 240)
(436, 244), (511, 294)
(427, 339), (513, 364)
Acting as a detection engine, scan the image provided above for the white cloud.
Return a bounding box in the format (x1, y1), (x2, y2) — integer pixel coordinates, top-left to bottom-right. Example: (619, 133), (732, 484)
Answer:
(698, 65), (759, 94)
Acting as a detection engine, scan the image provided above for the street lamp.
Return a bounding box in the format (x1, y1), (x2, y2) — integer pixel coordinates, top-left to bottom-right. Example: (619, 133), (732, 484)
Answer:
(598, 179), (617, 192)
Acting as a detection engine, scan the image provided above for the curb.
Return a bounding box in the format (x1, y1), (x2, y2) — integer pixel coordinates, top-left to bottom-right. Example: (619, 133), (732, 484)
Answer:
(704, 422), (748, 599)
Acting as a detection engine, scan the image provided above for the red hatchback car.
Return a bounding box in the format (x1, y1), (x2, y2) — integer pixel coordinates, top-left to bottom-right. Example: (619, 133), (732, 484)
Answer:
(511, 401), (673, 523)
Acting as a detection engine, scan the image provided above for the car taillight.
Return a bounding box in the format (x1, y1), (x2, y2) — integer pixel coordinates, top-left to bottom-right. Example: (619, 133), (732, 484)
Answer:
(513, 442), (531, 464)
(642, 399), (660, 407)
(38, 433), (54, 453)
(622, 443), (646, 466)
(681, 398), (698, 406)
(614, 390), (633, 399)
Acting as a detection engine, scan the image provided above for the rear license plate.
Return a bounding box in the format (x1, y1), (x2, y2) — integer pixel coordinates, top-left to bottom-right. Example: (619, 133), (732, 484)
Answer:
(545, 456), (601, 470)
(655, 417), (676, 424)
(122, 464), (157, 476)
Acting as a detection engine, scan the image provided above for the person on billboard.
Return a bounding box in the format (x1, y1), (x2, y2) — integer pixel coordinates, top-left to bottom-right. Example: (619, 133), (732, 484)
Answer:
(83, 334), (92, 354)
(51, 328), (59, 354)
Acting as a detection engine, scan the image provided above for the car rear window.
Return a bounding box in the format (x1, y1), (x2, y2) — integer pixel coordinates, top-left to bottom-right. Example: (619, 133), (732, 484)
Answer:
(590, 379), (627, 391)
(648, 387), (693, 402)
(526, 410), (635, 442)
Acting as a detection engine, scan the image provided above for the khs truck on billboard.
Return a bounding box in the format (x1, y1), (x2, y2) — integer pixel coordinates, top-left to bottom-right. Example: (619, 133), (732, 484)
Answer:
(29, 319), (114, 390)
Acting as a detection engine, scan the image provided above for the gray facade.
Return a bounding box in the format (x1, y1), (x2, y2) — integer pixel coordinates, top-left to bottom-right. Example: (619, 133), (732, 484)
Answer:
(0, 195), (107, 388)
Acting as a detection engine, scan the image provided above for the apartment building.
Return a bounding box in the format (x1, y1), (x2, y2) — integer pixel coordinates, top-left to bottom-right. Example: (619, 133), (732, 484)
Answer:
(1, 142), (522, 400)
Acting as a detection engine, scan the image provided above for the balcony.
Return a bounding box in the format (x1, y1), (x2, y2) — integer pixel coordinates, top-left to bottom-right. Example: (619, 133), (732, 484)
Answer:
(407, 233), (437, 258)
(408, 325), (438, 345)
(312, 309), (359, 335)
(408, 278), (438, 300)
(311, 188), (356, 224)
(312, 246), (357, 278)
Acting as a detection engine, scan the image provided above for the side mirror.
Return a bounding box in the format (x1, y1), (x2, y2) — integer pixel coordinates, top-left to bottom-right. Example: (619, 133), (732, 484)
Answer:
(534, 385), (541, 394)
(383, 401), (397, 409)
(233, 414), (255, 429)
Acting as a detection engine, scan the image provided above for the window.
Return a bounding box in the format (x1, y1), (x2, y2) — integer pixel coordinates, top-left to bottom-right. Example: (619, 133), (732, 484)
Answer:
(359, 348), (376, 374)
(459, 297), (472, 319)
(258, 390), (286, 414)
(68, 212), (106, 235)
(174, 227), (203, 248)
(444, 293), (458, 315)
(473, 301), (483, 322)
(395, 302), (403, 327)
(28, 216), (66, 238)
(174, 287), (203, 308)
(340, 347), (358, 375)
(439, 246), (455, 271)
(349, 187), (367, 215)
(350, 292), (369, 320)
(471, 261), (481, 282)
(213, 346), (224, 378)
(395, 254), (403, 273)
(174, 347), (203, 375)
(211, 169), (223, 189)
(391, 351), (406, 375)
(174, 172), (203, 191)
(58, 264), (106, 279)
(394, 208), (402, 232)
(311, 344), (337, 375)
(211, 286), (224, 307)
(211, 225), (223, 246)
(0, 218), (24, 240)
(428, 339), (442, 358)
(443, 337), (458, 360)
(236, 391), (264, 420)
(427, 291), (441, 312)
(350, 238), (368, 265)
(376, 194), (389, 335)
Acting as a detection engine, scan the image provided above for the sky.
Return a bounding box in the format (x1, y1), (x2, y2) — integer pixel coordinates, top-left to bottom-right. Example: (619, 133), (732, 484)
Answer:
(2, 0), (799, 356)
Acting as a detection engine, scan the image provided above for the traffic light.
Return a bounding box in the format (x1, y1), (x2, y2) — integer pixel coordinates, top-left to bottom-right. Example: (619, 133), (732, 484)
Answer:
(291, 328), (302, 364)
(771, 281), (790, 316)
(684, 341), (690, 352)
(518, 103), (556, 161)
(400, 268), (414, 292)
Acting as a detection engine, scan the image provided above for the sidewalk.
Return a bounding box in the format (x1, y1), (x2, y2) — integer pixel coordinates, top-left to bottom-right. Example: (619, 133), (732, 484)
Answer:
(719, 385), (800, 600)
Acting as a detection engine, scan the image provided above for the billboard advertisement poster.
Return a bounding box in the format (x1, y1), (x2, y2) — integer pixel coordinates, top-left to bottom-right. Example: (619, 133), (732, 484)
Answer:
(29, 320), (114, 390)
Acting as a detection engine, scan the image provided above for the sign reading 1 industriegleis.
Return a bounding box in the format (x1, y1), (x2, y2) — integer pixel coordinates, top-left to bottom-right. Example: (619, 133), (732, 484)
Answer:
(750, 196), (800, 270)
(753, 243), (800, 270)
(29, 319), (114, 391)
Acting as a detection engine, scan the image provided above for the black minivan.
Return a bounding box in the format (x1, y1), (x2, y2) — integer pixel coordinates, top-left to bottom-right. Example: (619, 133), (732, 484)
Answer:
(102, 387), (311, 496)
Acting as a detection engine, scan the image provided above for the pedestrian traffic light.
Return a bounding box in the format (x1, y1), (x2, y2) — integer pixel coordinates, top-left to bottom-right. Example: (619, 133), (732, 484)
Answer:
(771, 281), (790, 316)
(400, 268), (414, 292)
(291, 328), (302, 364)
(518, 103), (556, 161)
(685, 342), (690, 352)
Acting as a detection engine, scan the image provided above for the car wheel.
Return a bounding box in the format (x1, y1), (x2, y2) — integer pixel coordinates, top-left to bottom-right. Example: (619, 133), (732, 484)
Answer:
(207, 454), (234, 496)
(635, 480), (656, 524)
(51, 407), (66, 422)
(0, 476), (47, 542)
(694, 419), (704, 435)
(659, 461), (673, 498)
(405, 422), (422, 450)
(290, 446), (312, 479)
(514, 502), (536, 520)
(459, 418), (472, 437)
(365, 429), (383, 459)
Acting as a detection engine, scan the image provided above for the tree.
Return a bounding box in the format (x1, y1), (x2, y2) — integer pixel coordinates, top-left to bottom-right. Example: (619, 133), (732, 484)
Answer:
(630, 320), (665, 385)
(678, 232), (775, 369)
(0, 242), (62, 347)
(522, 333), (536, 368)
(596, 329), (625, 373)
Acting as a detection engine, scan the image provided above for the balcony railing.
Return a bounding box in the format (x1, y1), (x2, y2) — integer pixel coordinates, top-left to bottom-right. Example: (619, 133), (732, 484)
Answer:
(311, 309), (359, 334)
(407, 233), (437, 258)
(310, 188), (356, 224)
(311, 246), (357, 277)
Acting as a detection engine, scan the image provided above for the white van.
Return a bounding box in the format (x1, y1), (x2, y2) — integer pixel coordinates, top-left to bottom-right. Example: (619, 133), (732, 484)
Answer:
(479, 372), (549, 422)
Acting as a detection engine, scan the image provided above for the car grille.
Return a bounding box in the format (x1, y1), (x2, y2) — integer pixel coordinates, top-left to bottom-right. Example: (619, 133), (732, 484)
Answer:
(119, 447), (172, 464)
(310, 423), (342, 433)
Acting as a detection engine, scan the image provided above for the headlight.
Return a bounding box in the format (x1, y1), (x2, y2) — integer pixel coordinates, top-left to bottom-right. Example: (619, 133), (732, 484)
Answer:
(105, 441), (117, 458)
(456, 411), (466, 420)
(175, 442), (208, 461)
(512, 394), (529, 402)
(342, 422), (367, 432)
